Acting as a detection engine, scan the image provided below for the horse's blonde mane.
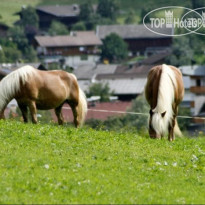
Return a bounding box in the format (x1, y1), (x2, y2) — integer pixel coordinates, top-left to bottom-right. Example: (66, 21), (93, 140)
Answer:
(152, 64), (177, 135)
(0, 65), (35, 110)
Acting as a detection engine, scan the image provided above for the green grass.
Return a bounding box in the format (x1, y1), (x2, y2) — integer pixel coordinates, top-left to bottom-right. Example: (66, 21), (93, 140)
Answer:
(0, 120), (205, 204)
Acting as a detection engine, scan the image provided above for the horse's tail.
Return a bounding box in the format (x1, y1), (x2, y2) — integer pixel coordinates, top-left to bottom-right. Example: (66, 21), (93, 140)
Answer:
(77, 87), (87, 127)
(0, 65), (35, 112)
(174, 119), (183, 137)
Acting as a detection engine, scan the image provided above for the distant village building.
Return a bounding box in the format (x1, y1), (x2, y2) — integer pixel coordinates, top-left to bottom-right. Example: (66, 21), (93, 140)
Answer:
(34, 31), (102, 68)
(74, 52), (171, 101)
(179, 65), (205, 123)
(96, 24), (172, 56)
(36, 5), (80, 30)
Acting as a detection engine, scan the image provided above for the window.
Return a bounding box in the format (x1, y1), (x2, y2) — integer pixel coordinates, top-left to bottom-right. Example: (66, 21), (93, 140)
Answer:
(196, 79), (201, 87)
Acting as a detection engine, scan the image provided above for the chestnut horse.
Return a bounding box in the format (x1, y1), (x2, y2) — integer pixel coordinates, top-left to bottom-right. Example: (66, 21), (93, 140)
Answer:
(0, 65), (87, 127)
(145, 64), (184, 141)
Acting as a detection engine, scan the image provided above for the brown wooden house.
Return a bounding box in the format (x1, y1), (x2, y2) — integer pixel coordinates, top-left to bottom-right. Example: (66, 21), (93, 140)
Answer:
(96, 24), (172, 56)
(34, 31), (102, 67)
(36, 5), (80, 30)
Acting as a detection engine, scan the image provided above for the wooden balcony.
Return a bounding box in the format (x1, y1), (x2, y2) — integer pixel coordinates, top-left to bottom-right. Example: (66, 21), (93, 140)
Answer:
(190, 86), (205, 94)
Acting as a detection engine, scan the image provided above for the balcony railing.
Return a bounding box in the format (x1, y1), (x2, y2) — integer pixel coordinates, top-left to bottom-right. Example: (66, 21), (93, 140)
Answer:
(190, 86), (205, 94)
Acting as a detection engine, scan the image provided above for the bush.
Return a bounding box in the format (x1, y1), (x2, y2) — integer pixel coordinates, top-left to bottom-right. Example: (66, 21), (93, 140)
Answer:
(20, 6), (39, 28)
(71, 22), (86, 31)
(86, 82), (113, 102)
(97, 0), (119, 21)
(48, 20), (69, 36)
(86, 95), (150, 132)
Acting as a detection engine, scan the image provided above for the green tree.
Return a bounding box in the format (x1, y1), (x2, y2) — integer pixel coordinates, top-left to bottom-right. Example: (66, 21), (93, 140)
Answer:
(48, 20), (69, 36)
(85, 14), (114, 30)
(140, 8), (151, 23)
(9, 26), (28, 52)
(71, 21), (86, 31)
(20, 6), (39, 28)
(79, 1), (93, 21)
(23, 46), (38, 62)
(0, 49), (5, 62)
(86, 82), (113, 102)
(3, 47), (22, 62)
(8, 26), (38, 62)
(165, 37), (193, 67)
(191, 0), (205, 9)
(124, 9), (136, 24)
(101, 33), (128, 63)
(123, 95), (149, 129)
(97, 0), (118, 21)
(178, 106), (191, 131)
(89, 95), (150, 132)
(0, 39), (22, 63)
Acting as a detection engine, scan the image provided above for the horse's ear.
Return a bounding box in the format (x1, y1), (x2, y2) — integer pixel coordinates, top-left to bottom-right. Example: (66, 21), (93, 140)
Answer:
(161, 111), (166, 118)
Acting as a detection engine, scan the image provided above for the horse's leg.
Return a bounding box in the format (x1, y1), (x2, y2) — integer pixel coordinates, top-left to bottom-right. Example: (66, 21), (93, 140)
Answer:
(18, 103), (28, 123)
(55, 105), (64, 125)
(28, 101), (37, 124)
(168, 105), (178, 141)
(0, 112), (5, 119)
(70, 103), (79, 128)
(168, 116), (176, 141)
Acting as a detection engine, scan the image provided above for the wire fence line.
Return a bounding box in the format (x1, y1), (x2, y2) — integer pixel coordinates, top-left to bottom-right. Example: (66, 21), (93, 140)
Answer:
(62, 106), (205, 121)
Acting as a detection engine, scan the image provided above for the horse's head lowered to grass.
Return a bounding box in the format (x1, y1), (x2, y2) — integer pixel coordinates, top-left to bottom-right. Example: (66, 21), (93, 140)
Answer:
(0, 65), (87, 127)
(145, 64), (184, 141)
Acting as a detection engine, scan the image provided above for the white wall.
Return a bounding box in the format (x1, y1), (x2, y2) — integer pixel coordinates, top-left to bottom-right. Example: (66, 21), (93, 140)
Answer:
(65, 55), (100, 68)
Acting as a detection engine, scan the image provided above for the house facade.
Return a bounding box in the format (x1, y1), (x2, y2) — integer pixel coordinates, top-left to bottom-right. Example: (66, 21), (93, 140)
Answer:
(96, 24), (172, 56)
(34, 31), (102, 68)
(74, 52), (171, 101)
(179, 65), (205, 123)
(36, 5), (80, 30)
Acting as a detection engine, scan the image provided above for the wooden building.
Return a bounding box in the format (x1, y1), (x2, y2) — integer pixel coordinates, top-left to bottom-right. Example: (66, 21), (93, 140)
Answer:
(36, 5), (80, 30)
(34, 31), (102, 68)
(180, 65), (205, 124)
(96, 24), (172, 56)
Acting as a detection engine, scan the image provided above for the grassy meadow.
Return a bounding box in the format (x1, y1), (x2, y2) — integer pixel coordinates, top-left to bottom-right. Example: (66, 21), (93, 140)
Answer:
(0, 120), (204, 204)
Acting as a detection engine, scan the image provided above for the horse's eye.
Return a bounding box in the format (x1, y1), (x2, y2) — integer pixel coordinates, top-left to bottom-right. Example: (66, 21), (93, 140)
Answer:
(149, 109), (153, 115)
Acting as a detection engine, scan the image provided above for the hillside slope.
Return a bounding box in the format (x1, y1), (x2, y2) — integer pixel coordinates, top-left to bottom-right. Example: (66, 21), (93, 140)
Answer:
(0, 0), (191, 26)
(0, 120), (204, 204)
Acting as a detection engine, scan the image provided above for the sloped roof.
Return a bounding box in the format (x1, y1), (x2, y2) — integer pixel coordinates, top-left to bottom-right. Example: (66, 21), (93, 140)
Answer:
(101, 78), (147, 95)
(139, 52), (171, 65)
(179, 65), (205, 76)
(74, 64), (118, 80)
(37, 5), (80, 17)
(74, 66), (95, 80)
(35, 31), (102, 47)
(97, 24), (172, 39)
